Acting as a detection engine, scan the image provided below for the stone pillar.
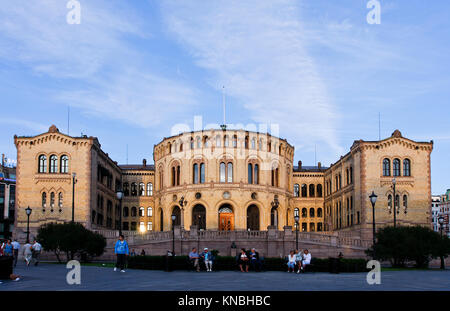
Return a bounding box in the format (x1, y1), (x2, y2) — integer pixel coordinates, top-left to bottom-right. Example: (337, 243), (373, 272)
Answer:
(267, 226), (278, 257)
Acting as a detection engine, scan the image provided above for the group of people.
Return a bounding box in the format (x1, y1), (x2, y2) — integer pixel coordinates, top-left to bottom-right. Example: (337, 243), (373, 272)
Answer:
(237, 248), (261, 272)
(287, 249), (311, 273)
(0, 238), (41, 267)
(189, 247), (214, 272)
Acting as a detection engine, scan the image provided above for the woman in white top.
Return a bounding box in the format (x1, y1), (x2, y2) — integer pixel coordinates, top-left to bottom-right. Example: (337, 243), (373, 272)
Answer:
(301, 249), (312, 271)
(287, 250), (296, 273)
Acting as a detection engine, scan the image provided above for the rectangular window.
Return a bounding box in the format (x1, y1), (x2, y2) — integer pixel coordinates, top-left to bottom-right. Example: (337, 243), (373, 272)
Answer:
(147, 222), (152, 231)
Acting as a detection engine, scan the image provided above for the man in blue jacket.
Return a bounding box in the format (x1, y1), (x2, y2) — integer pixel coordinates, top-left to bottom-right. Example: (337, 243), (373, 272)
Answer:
(114, 234), (129, 272)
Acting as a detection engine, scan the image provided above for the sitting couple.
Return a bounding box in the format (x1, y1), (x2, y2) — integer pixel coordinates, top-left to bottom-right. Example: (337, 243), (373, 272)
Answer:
(237, 248), (260, 272)
(287, 249), (311, 273)
(189, 247), (214, 272)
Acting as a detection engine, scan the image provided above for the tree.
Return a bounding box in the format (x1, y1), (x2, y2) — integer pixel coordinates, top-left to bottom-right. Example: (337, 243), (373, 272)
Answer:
(366, 225), (450, 268)
(37, 222), (106, 263)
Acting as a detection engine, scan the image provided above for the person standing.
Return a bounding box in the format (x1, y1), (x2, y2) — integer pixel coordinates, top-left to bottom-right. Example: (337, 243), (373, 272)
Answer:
(31, 240), (42, 266)
(22, 242), (33, 266)
(114, 234), (129, 273)
(11, 239), (20, 267)
(3, 240), (13, 257)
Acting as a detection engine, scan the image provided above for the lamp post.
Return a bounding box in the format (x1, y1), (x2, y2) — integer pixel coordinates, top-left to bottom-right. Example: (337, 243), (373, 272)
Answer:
(294, 215), (299, 250)
(438, 216), (445, 270)
(271, 195), (279, 228)
(369, 191), (378, 259)
(25, 206), (32, 243)
(71, 172), (77, 222)
(392, 178), (397, 227)
(116, 190), (123, 236)
(171, 214), (176, 256)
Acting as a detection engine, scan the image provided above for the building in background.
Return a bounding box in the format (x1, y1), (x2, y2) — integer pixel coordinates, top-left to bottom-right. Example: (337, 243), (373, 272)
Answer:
(431, 195), (442, 232)
(439, 189), (450, 238)
(13, 126), (433, 243)
(0, 154), (16, 239)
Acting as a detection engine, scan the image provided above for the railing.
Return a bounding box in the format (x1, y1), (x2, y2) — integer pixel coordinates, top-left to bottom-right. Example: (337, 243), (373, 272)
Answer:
(95, 229), (371, 249)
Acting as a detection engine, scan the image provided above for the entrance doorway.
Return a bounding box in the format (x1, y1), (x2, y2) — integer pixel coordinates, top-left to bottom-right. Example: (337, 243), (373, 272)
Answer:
(247, 204), (260, 230)
(192, 204), (206, 230)
(218, 204), (234, 231)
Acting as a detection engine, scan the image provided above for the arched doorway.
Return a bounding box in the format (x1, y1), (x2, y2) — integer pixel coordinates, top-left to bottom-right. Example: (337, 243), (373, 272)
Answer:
(218, 204), (234, 231)
(247, 204), (260, 231)
(192, 204), (206, 230)
(270, 207), (278, 229)
(159, 209), (164, 232)
(172, 206), (181, 226)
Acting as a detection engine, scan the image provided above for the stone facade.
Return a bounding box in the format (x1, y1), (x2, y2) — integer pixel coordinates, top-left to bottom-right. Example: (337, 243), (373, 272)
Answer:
(13, 126), (432, 247)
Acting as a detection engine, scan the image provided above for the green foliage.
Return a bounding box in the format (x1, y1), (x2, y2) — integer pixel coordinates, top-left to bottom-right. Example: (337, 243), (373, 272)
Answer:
(366, 225), (450, 268)
(37, 222), (106, 263)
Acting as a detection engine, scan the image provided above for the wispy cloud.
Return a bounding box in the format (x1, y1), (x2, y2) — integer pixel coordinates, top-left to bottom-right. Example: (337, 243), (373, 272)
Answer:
(161, 0), (344, 157)
(0, 0), (197, 133)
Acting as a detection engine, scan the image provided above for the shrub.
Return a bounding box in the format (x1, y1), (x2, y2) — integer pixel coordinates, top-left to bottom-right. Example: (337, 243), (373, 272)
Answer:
(37, 222), (106, 262)
(366, 225), (450, 268)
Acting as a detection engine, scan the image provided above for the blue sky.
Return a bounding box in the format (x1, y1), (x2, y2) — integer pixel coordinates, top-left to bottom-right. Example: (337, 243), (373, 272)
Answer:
(0, 0), (449, 194)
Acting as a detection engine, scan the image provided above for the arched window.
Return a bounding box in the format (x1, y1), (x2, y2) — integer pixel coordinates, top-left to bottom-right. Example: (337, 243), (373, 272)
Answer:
(224, 136), (229, 147)
(190, 137), (194, 149)
(403, 195), (408, 209)
(139, 183), (145, 196)
(42, 192), (47, 208)
(216, 135), (221, 147)
(310, 223), (315, 232)
(139, 207), (144, 217)
(254, 164), (259, 184)
(147, 183), (153, 196)
(383, 158), (391, 176)
(259, 138), (263, 151)
(196, 136), (201, 148)
(403, 159), (411, 176)
(50, 192), (55, 208)
(49, 155), (58, 173)
(301, 208), (307, 217)
(251, 138), (256, 149)
(245, 136), (249, 149)
(227, 162), (233, 182)
(309, 184), (315, 197)
(310, 208), (315, 218)
(123, 206), (129, 217)
(200, 163), (205, 183)
(317, 184), (323, 197)
(38, 155), (47, 173)
(172, 167), (176, 186)
(232, 135), (238, 148)
(301, 184), (307, 197)
(123, 182), (129, 196)
(388, 194), (393, 211)
(131, 183), (137, 196)
(147, 207), (152, 217)
(60, 155), (69, 173)
(294, 184), (300, 197)
(248, 163), (253, 184)
(131, 206), (137, 217)
(220, 162), (226, 183)
(317, 208), (323, 218)
(294, 208), (299, 217)
(350, 167), (353, 183)
(393, 159), (401, 177)
(193, 163), (199, 184)
(58, 192), (63, 208)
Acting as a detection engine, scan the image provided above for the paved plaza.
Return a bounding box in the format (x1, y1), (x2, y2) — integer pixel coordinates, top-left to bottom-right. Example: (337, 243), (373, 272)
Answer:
(1, 262), (450, 291)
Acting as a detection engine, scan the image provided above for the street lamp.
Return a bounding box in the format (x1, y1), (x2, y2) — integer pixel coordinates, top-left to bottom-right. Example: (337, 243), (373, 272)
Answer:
(294, 215), (300, 250)
(71, 172), (77, 222)
(438, 216), (445, 270)
(25, 206), (32, 243)
(391, 178), (397, 227)
(369, 191), (378, 259)
(116, 190), (123, 236)
(171, 214), (176, 256)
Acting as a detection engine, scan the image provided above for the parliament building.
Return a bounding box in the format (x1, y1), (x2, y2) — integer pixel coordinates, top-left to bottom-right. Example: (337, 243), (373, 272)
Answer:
(13, 125), (433, 242)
